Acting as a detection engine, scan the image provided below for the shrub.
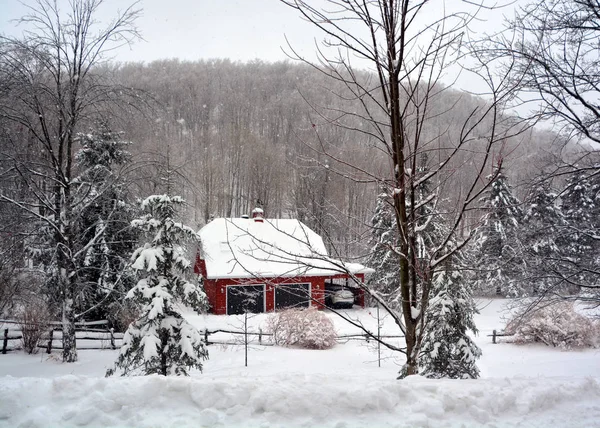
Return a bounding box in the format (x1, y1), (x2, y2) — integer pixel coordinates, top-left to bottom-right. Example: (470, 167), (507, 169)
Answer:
(504, 302), (599, 350)
(106, 300), (140, 332)
(17, 301), (50, 354)
(266, 307), (337, 350)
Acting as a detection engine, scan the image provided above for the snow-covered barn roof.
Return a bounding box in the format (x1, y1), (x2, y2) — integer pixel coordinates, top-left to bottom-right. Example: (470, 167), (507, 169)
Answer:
(198, 217), (372, 279)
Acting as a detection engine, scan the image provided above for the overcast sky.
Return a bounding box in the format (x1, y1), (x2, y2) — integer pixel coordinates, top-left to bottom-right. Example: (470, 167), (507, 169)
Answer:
(0, 0), (328, 63)
(0, 1), (519, 62)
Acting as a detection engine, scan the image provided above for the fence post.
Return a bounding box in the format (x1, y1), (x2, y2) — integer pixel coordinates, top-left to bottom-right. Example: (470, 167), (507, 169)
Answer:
(46, 329), (53, 354)
(492, 329), (497, 344)
(2, 328), (7, 354)
(110, 328), (116, 350)
(259, 328), (262, 345)
(204, 329), (209, 345)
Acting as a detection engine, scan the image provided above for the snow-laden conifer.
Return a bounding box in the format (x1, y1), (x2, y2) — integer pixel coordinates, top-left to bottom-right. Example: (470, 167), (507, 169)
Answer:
(366, 190), (401, 306)
(419, 257), (481, 379)
(560, 171), (599, 289)
(74, 124), (137, 325)
(471, 165), (525, 296)
(107, 195), (208, 376)
(522, 183), (565, 294)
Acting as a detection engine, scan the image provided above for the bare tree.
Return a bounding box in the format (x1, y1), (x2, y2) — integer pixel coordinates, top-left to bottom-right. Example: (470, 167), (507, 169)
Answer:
(0, 0), (141, 362)
(281, 0), (528, 376)
(500, 0), (600, 146)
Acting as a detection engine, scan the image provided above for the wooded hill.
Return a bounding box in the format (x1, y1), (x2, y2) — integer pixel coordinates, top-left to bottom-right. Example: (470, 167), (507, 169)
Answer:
(105, 59), (560, 257)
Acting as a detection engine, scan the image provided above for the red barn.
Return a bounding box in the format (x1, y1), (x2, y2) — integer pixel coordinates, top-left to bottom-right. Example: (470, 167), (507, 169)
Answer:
(195, 209), (372, 315)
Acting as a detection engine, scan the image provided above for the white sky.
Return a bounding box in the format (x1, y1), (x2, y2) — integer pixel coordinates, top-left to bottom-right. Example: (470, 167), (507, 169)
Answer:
(0, 0), (518, 63)
(0, 0), (324, 63)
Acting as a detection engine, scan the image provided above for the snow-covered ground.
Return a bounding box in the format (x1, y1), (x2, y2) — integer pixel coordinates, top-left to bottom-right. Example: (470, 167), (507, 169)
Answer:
(1, 299), (599, 428)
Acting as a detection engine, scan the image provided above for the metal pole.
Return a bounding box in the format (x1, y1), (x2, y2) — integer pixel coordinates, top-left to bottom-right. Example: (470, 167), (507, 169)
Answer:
(377, 303), (381, 368)
(244, 312), (248, 367)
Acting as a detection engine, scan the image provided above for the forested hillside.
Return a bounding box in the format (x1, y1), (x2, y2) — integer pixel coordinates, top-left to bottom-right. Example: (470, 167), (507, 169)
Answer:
(101, 59), (557, 256)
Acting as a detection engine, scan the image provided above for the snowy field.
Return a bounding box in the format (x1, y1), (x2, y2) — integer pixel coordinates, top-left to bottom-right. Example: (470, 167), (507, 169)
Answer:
(1, 299), (599, 428)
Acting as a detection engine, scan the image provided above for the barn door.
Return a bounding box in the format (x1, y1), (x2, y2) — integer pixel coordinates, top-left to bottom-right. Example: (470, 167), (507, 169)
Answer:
(275, 283), (310, 310)
(226, 285), (265, 315)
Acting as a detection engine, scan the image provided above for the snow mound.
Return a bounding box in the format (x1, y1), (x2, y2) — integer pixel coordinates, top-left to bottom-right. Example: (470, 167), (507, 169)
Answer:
(1, 374), (599, 428)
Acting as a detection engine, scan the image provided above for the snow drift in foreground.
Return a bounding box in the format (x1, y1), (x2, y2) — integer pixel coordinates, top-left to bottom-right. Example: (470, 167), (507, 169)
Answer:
(1, 374), (599, 428)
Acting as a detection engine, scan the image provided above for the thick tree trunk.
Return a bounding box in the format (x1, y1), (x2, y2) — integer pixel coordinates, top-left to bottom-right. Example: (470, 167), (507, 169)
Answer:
(160, 329), (168, 376)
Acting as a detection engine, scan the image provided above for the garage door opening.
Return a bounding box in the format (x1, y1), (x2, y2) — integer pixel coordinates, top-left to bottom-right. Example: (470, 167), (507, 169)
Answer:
(275, 283), (310, 310)
(227, 285), (265, 315)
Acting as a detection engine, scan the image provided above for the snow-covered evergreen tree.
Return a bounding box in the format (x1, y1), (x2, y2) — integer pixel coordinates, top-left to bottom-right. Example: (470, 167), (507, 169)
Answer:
(560, 171), (598, 289)
(74, 124), (137, 325)
(107, 195), (208, 376)
(522, 183), (565, 294)
(419, 257), (481, 379)
(411, 154), (445, 288)
(366, 190), (401, 305)
(471, 165), (525, 296)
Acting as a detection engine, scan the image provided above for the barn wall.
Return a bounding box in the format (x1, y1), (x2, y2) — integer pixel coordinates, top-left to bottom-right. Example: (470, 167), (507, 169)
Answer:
(199, 260), (366, 315)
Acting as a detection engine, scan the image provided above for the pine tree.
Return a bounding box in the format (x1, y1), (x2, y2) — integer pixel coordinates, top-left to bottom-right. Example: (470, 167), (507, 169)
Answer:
(522, 183), (565, 295)
(74, 124), (137, 325)
(107, 195), (208, 376)
(419, 257), (481, 379)
(411, 154), (445, 290)
(366, 190), (401, 306)
(560, 171), (598, 289)
(471, 164), (525, 296)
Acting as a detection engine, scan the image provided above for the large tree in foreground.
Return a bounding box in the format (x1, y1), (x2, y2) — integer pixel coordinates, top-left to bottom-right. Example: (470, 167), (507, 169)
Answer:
(0, 0), (140, 362)
(281, 0), (527, 376)
(107, 195), (208, 377)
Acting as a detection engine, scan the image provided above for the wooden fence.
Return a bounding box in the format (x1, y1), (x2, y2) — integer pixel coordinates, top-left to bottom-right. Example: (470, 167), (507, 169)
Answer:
(2, 321), (405, 354)
(1, 320), (124, 354)
(488, 329), (514, 344)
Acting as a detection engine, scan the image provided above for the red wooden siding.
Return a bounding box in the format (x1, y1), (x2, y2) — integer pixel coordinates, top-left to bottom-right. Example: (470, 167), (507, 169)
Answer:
(198, 258), (365, 315)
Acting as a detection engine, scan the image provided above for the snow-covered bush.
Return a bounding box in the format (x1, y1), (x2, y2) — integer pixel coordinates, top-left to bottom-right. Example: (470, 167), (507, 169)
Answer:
(106, 195), (208, 376)
(505, 302), (599, 349)
(17, 301), (50, 354)
(266, 308), (337, 350)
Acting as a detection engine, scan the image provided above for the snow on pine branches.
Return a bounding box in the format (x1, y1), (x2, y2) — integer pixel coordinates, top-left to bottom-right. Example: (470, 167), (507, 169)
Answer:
(470, 165), (525, 297)
(418, 259), (481, 379)
(107, 195), (208, 377)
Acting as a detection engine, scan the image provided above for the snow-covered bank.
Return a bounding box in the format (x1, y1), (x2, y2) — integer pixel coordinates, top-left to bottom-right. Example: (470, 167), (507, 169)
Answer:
(1, 374), (599, 428)
(1, 299), (600, 427)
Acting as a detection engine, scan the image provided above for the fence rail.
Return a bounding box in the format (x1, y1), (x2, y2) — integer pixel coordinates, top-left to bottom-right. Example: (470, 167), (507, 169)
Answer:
(2, 321), (405, 354)
(1, 320), (124, 354)
(488, 329), (514, 344)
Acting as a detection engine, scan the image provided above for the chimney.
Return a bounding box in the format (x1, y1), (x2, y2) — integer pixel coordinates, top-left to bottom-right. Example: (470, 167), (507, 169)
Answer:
(251, 207), (264, 223)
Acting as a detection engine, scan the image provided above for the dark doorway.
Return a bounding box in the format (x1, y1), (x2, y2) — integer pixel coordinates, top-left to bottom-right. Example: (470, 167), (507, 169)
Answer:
(275, 283), (310, 310)
(226, 285), (265, 315)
